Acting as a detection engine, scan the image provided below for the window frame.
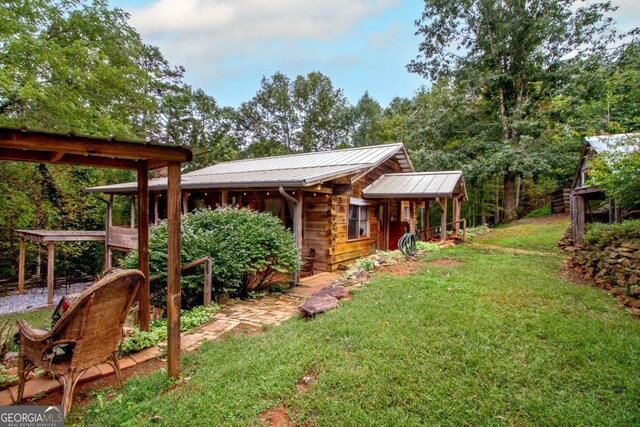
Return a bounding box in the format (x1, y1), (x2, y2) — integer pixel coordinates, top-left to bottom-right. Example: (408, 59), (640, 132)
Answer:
(347, 198), (371, 241)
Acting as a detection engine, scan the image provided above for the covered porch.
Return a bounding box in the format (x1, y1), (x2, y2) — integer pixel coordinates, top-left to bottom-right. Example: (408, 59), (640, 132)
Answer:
(362, 171), (467, 248)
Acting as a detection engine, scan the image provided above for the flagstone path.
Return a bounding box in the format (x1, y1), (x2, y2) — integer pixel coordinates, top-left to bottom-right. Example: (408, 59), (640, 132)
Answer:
(1, 272), (339, 406)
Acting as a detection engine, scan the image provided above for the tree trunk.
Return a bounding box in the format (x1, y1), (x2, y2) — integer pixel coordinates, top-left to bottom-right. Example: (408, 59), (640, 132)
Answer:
(503, 173), (518, 222)
(494, 176), (500, 224)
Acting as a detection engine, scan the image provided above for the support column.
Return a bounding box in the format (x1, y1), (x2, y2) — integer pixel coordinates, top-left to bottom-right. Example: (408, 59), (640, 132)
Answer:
(182, 191), (189, 215)
(452, 197), (460, 237)
(104, 195), (113, 271)
(439, 197), (448, 243)
(203, 257), (212, 307)
(138, 162), (150, 332)
(221, 190), (228, 207)
(154, 193), (160, 224)
(409, 201), (415, 234)
(424, 200), (431, 240)
(18, 238), (25, 294)
(130, 195), (136, 228)
(295, 191), (303, 248)
(167, 161), (182, 379)
(47, 242), (54, 305)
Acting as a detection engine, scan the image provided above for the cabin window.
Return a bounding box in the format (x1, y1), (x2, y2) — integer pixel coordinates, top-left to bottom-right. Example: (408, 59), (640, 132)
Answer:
(348, 198), (370, 240)
(264, 198), (293, 230)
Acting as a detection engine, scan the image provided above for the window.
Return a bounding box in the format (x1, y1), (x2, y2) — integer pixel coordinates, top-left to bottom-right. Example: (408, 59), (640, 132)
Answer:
(348, 200), (369, 240)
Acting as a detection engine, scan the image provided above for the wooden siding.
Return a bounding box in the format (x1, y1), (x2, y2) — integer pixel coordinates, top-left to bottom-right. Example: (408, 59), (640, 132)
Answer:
(325, 157), (404, 270)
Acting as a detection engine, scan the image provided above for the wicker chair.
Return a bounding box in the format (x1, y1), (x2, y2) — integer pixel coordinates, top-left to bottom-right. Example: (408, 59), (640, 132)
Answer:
(16, 269), (144, 416)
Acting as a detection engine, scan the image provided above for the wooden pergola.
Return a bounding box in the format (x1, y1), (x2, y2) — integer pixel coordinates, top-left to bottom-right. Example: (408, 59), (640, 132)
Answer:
(0, 127), (192, 379)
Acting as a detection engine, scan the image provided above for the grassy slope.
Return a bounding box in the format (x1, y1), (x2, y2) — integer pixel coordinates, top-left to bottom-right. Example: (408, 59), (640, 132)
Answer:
(471, 215), (568, 253)
(74, 219), (640, 426)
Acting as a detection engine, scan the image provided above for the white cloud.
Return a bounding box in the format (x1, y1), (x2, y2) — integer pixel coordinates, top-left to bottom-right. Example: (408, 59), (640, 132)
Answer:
(128, 0), (400, 71)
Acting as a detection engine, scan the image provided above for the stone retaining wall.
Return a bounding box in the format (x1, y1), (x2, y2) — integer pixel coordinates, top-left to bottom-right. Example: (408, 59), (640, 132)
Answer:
(569, 239), (640, 316)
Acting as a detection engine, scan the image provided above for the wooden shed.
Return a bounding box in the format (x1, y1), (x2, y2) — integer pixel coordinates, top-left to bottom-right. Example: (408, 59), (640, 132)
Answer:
(570, 133), (638, 245)
(86, 144), (467, 272)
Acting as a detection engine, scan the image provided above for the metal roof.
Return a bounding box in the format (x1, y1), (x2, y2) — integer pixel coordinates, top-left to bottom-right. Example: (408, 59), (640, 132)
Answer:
(362, 171), (466, 199)
(585, 133), (639, 154)
(86, 143), (414, 193)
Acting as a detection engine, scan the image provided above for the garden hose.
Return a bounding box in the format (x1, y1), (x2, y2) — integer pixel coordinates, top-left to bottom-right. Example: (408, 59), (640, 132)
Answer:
(398, 232), (417, 257)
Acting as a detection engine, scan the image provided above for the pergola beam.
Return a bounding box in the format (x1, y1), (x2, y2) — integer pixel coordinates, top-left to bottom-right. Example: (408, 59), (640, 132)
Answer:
(1, 128), (191, 162)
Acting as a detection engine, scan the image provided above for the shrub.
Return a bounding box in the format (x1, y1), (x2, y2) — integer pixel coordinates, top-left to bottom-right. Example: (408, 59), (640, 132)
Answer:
(122, 207), (301, 305)
(583, 219), (640, 248)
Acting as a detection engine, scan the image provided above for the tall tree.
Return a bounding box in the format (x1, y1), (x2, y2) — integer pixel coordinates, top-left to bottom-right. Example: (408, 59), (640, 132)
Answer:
(236, 71), (352, 155)
(408, 0), (618, 220)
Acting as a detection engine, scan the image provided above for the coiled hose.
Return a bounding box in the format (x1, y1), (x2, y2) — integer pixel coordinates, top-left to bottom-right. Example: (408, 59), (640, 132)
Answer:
(398, 232), (417, 257)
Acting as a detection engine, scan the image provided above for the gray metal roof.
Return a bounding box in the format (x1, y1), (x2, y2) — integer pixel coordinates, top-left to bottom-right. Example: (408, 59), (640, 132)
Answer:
(585, 133), (639, 154)
(86, 143), (413, 193)
(362, 171), (465, 199)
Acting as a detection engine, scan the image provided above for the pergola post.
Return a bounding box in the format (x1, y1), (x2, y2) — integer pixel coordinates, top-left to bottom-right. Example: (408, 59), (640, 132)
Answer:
(46, 242), (55, 305)
(167, 161), (182, 379)
(104, 195), (113, 270)
(154, 193), (160, 224)
(439, 197), (448, 243)
(18, 238), (26, 294)
(138, 162), (150, 332)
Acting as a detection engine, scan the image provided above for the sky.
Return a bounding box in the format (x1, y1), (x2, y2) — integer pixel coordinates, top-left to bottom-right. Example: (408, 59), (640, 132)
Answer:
(110, 0), (640, 109)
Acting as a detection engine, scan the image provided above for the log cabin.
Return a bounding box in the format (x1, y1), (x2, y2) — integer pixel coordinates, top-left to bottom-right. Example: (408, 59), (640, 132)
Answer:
(86, 143), (467, 273)
(570, 133), (638, 245)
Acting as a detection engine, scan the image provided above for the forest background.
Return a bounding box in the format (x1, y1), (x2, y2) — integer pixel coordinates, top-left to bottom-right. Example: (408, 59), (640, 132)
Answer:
(0, 0), (638, 278)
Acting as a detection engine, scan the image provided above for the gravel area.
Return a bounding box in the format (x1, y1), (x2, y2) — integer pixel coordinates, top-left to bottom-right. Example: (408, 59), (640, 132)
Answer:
(0, 282), (91, 315)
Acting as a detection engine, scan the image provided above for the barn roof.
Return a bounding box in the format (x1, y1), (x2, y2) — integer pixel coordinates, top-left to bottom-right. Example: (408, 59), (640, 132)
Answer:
(85, 143), (414, 193)
(362, 171), (466, 200)
(585, 133), (639, 154)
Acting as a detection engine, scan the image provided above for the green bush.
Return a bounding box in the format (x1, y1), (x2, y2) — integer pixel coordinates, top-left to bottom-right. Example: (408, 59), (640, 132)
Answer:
(122, 207), (301, 305)
(584, 219), (640, 248)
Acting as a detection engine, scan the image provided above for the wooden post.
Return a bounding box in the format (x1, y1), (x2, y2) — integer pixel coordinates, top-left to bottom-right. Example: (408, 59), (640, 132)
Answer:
(425, 201), (431, 240)
(409, 201), (415, 234)
(154, 193), (160, 224)
(295, 191), (303, 248)
(462, 219), (467, 241)
(439, 198), (448, 242)
(138, 163), (151, 332)
(18, 238), (26, 294)
(46, 242), (54, 305)
(182, 191), (189, 215)
(130, 195), (136, 228)
(452, 197), (460, 238)
(104, 196), (113, 271)
(204, 257), (212, 307)
(167, 161), (182, 379)
(221, 190), (228, 207)
(35, 247), (41, 278)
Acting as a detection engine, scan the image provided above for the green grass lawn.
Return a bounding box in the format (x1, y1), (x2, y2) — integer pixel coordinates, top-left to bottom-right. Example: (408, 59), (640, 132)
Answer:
(0, 308), (52, 331)
(72, 219), (640, 426)
(471, 215), (569, 253)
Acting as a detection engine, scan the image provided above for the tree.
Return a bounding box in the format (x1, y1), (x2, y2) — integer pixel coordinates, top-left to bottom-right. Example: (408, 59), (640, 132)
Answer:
(590, 135), (640, 209)
(236, 71), (352, 155)
(408, 0), (618, 220)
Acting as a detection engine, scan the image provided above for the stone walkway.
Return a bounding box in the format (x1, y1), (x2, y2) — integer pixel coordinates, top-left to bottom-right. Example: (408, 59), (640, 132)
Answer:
(1, 272), (340, 406)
